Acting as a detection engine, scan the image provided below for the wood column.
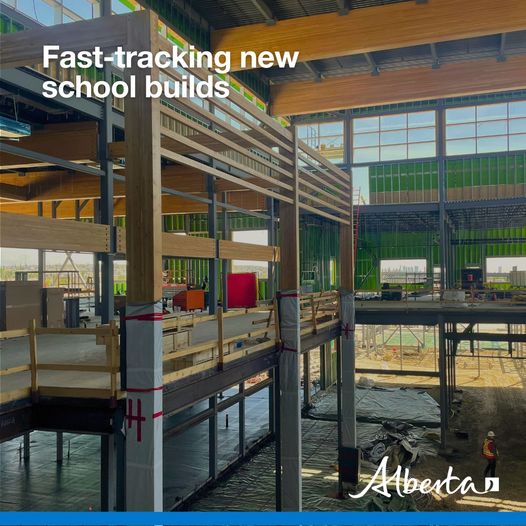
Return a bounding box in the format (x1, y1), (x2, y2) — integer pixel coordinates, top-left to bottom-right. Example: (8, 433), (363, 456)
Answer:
(124, 10), (163, 511)
(276, 126), (302, 511)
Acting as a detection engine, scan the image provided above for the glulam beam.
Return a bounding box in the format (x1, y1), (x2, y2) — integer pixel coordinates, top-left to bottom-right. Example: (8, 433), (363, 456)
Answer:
(212, 0), (526, 71)
(270, 55), (526, 116)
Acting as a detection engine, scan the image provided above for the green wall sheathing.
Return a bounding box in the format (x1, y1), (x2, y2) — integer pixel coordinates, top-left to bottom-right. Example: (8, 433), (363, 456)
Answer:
(369, 153), (526, 197)
(299, 216), (340, 292)
(356, 228), (526, 291)
(446, 155), (526, 189)
(356, 231), (439, 291)
(369, 162), (438, 194)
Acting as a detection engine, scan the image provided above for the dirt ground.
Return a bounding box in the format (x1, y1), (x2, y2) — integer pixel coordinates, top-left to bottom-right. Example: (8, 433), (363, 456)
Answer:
(354, 342), (526, 512)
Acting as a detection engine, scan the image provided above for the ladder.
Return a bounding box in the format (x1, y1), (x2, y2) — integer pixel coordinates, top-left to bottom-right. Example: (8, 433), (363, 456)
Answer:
(353, 188), (363, 264)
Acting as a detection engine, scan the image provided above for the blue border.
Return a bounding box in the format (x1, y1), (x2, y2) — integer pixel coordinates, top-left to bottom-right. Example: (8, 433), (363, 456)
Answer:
(0, 512), (524, 525)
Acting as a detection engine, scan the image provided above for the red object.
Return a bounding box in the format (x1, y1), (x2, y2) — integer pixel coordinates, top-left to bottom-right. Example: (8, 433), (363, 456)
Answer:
(227, 272), (258, 308)
(172, 289), (205, 311)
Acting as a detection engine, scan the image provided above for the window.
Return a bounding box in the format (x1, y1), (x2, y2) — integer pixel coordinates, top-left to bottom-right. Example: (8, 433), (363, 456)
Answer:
(353, 111), (436, 163)
(4, 0), (100, 24)
(446, 101), (526, 155)
(231, 230), (268, 279)
(297, 121), (344, 164)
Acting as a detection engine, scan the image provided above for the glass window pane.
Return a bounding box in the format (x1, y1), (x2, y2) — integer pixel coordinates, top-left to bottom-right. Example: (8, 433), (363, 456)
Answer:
(509, 134), (526, 151)
(380, 129), (406, 145)
(64, 0), (94, 19)
(477, 136), (507, 153)
(354, 133), (379, 147)
(113, 0), (134, 13)
(380, 113), (407, 131)
(447, 138), (476, 155)
(18, 0), (56, 25)
(353, 116), (379, 133)
(380, 144), (406, 161)
(408, 111), (435, 128)
(319, 121), (343, 136)
(446, 106), (475, 124)
(408, 142), (436, 159)
(477, 103), (508, 121)
(509, 118), (526, 135)
(408, 127), (435, 142)
(446, 123), (476, 140)
(354, 147), (379, 163)
(297, 125), (312, 139)
(320, 136), (343, 149)
(477, 120), (507, 137)
(510, 101), (526, 118)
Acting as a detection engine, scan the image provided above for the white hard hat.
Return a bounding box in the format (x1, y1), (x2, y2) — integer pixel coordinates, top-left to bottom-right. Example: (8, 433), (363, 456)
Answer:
(487, 431), (495, 438)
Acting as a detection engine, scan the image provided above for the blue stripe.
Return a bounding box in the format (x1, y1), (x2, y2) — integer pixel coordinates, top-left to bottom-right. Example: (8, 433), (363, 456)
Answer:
(0, 512), (524, 525)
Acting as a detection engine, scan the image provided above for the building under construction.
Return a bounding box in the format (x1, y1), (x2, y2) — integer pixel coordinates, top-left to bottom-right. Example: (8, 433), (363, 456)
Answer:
(0, 0), (525, 514)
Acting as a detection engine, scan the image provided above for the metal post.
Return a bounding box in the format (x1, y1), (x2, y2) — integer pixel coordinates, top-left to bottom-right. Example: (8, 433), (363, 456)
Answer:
(239, 382), (246, 456)
(437, 102), (447, 295)
(438, 316), (447, 448)
(303, 351), (310, 407)
(56, 431), (63, 464)
(269, 368), (275, 434)
(23, 432), (30, 461)
(37, 203), (45, 289)
(267, 197), (276, 300)
(101, 434), (116, 511)
(114, 406), (126, 510)
(208, 176), (218, 315)
(221, 192), (229, 312)
(209, 395), (218, 479)
(336, 338), (343, 497)
(274, 363), (282, 511)
(319, 344), (327, 390)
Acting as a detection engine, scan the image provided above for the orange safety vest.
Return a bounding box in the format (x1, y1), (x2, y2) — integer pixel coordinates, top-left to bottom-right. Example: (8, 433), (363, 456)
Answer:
(482, 438), (496, 460)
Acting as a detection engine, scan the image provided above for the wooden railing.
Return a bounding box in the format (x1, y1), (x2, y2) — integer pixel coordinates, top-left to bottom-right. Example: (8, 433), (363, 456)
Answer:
(1, 292), (344, 405)
(162, 303), (278, 382)
(0, 321), (120, 404)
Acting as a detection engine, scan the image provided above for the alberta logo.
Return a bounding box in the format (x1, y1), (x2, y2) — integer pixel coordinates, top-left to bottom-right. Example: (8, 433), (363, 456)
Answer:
(349, 456), (500, 499)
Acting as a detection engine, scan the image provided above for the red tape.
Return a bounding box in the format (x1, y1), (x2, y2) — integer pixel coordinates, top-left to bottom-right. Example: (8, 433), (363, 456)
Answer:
(127, 386), (164, 393)
(124, 313), (163, 322)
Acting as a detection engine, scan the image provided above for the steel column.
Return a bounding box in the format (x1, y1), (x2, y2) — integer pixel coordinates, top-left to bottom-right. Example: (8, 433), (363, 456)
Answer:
(100, 434), (116, 511)
(438, 316), (448, 448)
(437, 103), (448, 294)
(98, 0), (114, 324)
(56, 431), (63, 464)
(239, 382), (246, 456)
(221, 192), (230, 312)
(209, 395), (218, 479)
(208, 176), (218, 315)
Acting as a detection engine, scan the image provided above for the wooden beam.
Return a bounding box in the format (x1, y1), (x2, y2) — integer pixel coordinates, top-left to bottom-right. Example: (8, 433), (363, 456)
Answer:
(0, 212), (110, 252)
(0, 191), (268, 218)
(213, 0), (526, 71)
(0, 121), (98, 169)
(219, 240), (280, 262)
(270, 55), (526, 116)
(0, 12), (130, 68)
(0, 183), (28, 201)
(125, 10), (162, 304)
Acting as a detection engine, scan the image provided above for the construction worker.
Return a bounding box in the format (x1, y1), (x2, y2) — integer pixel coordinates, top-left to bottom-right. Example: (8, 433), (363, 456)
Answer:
(481, 431), (498, 478)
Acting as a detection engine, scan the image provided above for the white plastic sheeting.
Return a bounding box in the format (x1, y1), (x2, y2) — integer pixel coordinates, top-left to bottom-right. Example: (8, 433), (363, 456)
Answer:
(125, 302), (163, 511)
(278, 290), (302, 510)
(340, 289), (356, 448)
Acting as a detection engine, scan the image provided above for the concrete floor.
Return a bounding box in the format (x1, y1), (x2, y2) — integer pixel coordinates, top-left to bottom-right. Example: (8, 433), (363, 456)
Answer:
(0, 310), (273, 395)
(0, 386), (270, 511)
